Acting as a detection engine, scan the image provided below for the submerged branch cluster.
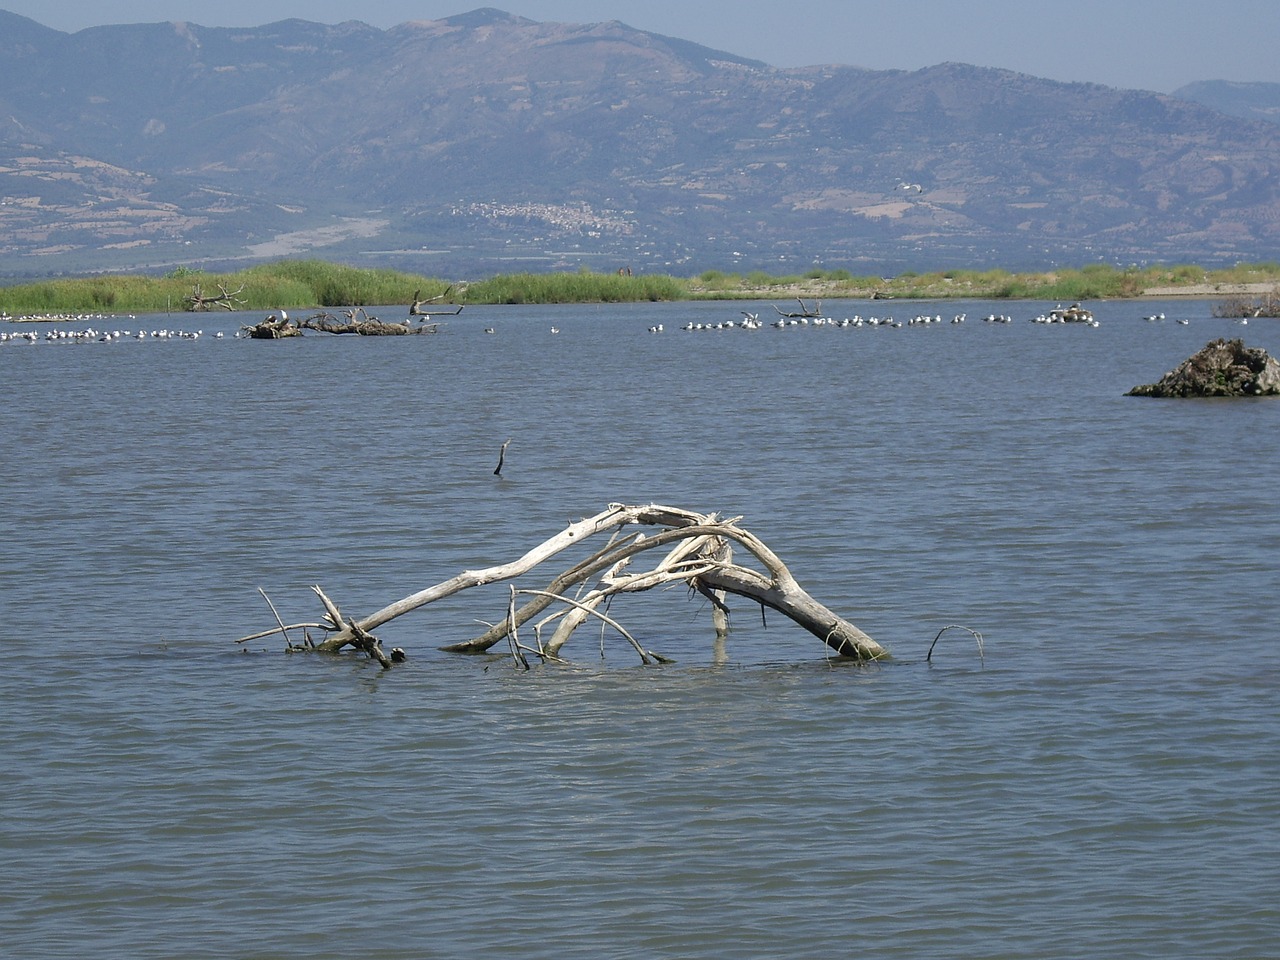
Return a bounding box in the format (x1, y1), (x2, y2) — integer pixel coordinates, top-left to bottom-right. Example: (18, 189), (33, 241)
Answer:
(237, 503), (889, 669)
(1214, 287), (1280, 319)
(240, 304), (449, 338)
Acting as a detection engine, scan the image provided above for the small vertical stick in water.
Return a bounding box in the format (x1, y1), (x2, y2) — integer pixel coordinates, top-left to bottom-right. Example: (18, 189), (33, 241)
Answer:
(258, 587), (292, 648)
(494, 437), (512, 476)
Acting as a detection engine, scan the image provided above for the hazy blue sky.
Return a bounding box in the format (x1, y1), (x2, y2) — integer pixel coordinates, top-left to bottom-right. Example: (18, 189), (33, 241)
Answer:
(5, 1), (1278, 92)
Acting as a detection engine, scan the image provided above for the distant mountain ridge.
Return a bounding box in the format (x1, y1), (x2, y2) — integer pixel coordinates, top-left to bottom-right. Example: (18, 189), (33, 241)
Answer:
(2, 7), (1280, 278)
(1172, 80), (1280, 126)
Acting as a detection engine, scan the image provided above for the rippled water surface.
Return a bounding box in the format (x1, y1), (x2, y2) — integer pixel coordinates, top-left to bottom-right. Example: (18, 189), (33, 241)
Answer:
(2, 299), (1278, 958)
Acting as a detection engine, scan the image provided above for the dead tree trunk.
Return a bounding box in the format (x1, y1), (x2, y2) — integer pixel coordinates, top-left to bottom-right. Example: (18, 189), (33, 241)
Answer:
(235, 502), (889, 667)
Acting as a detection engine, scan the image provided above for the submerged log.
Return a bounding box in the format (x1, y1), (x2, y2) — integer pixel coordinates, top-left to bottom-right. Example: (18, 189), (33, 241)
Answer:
(235, 503), (889, 668)
(242, 307), (444, 338)
(1127, 338), (1280, 397)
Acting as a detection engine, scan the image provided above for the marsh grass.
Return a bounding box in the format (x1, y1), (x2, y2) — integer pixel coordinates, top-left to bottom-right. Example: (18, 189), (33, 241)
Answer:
(4, 259), (1280, 315)
(0, 262), (679, 313)
(459, 271), (684, 304)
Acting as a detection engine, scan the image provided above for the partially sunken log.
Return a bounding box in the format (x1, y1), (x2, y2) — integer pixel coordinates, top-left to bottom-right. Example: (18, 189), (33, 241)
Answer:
(300, 308), (440, 335)
(1127, 338), (1280, 397)
(241, 308), (441, 337)
(235, 503), (889, 668)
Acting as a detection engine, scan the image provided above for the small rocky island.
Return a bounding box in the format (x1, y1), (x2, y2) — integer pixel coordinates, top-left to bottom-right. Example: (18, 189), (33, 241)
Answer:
(1127, 338), (1280, 397)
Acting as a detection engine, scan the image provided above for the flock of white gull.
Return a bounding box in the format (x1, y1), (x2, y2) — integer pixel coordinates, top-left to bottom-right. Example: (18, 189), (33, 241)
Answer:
(658, 308), (1104, 333)
(4, 306), (1246, 346)
(654, 308), (1244, 334)
(0, 312), (231, 345)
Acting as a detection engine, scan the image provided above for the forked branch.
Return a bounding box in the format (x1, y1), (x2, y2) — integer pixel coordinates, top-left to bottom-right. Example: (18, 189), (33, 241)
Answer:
(410, 286), (465, 317)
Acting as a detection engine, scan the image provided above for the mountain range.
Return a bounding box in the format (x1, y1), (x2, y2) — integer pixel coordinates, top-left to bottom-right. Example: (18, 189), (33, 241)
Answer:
(3, 6), (1280, 279)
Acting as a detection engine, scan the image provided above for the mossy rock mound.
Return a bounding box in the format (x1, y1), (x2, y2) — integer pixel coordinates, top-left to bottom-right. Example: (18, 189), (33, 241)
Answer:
(1127, 338), (1280, 397)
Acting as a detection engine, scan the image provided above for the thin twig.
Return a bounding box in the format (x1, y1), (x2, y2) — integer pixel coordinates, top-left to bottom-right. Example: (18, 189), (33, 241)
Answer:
(235, 622), (326, 644)
(507, 585), (529, 670)
(926, 624), (985, 664)
(257, 587), (293, 649)
(517, 588), (662, 665)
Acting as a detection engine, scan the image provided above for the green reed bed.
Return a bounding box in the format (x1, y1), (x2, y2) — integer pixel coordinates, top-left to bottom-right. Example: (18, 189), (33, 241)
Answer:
(0, 261), (453, 315)
(459, 271), (684, 304)
(0, 274), (191, 314)
(0, 262), (681, 314)
(5, 259), (1280, 316)
(239, 260), (451, 307)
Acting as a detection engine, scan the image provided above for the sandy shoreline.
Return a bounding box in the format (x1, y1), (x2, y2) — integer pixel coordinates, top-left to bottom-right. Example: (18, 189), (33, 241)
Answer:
(718, 281), (1279, 301)
(709, 281), (1276, 301)
(1138, 282), (1277, 298)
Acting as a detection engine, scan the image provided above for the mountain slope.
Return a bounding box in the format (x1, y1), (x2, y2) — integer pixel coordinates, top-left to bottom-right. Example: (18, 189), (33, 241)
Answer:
(3, 8), (1279, 277)
(1172, 80), (1280, 126)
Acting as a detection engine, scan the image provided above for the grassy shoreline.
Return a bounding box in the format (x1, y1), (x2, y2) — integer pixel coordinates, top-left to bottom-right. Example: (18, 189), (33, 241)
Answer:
(2, 259), (1279, 316)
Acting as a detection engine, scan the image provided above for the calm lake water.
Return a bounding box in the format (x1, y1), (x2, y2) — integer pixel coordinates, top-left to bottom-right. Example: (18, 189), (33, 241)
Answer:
(2, 298), (1278, 959)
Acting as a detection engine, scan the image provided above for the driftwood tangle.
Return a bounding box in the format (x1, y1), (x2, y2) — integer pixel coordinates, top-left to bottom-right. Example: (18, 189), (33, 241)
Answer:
(237, 503), (889, 669)
(185, 282), (247, 312)
(1127, 338), (1280, 397)
(410, 286), (464, 317)
(1214, 287), (1280, 319)
(241, 289), (461, 338)
(241, 307), (442, 338)
(775, 297), (823, 319)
